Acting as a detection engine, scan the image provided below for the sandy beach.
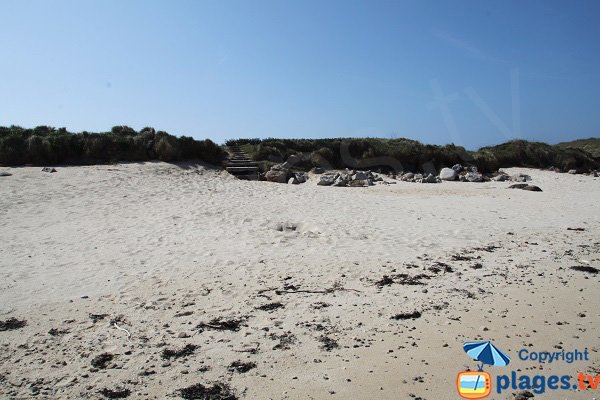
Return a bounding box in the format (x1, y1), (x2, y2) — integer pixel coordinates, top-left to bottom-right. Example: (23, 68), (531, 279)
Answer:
(0, 162), (598, 399)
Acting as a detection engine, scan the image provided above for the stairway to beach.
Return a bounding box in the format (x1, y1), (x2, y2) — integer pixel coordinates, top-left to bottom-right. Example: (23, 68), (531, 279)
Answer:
(225, 145), (260, 180)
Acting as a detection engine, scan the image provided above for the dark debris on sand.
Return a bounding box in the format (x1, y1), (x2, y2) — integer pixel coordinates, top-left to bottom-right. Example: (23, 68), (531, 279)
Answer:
(256, 302), (284, 312)
(228, 360), (257, 373)
(391, 311), (422, 320)
(48, 328), (69, 336)
(0, 318), (26, 332)
(514, 390), (535, 399)
(162, 344), (198, 360)
(99, 387), (131, 399)
(318, 335), (339, 351)
(178, 382), (237, 400)
(451, 254), (476, 261)
(91, 353), (114, 369)
(570, 266), (599, 274)
(197, 317), (245, 332)
(376, 273), (430, 287)
(270, 332), (296, 350)
(428, 262), (454, 274)
(89, 313), (109, 323)
(473, 245), (500, 252)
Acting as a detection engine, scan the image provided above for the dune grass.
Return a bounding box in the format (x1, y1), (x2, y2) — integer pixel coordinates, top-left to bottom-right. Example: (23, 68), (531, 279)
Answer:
(2, 126), (597, 173)
(555, 138), (600, 158)
(226, 137), (599, 173)
(0, 125), (225, 166)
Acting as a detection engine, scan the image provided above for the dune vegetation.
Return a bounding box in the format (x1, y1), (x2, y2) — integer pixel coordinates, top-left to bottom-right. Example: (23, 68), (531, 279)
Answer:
(555, 137), (600, 158)
(0, 125), (225, 166)
(1, 125), (597, 173)
(226, 137), (599, 173)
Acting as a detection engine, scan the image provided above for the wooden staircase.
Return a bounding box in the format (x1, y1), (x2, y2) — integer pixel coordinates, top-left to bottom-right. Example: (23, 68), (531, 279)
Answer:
(225, 145), (260, 180)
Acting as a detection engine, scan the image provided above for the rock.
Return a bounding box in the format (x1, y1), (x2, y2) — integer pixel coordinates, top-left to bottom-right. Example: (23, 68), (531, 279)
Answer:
(451, 164), (463, 172)
(318, 174), (338, 186)
(333, 177), (347, 187)
(508, 183), (529, 189)
(41, 167), (57, 173)
(311, 167), (325, 174)
(568, 169), (577, 174)
(280, 154), (301, 170)
(511, 173), (531, 182)
(420, 173), (438, 183)
(265, 169), (287, 183)
(413, 173), (423, 181)
(467, 165), (478, 173)
(439, 168), (457, 181)
(401, 172), (414, 182)
(288, 177), (298, 184)
(294, 172), (307, 184)
(464, 172), (483, 182)
(349, 179), (368, 187)
(508, 184), (542, 192)
(0, 171), (12, 177)
(492, 174), (509, 182)
(353, 171), (368, 180)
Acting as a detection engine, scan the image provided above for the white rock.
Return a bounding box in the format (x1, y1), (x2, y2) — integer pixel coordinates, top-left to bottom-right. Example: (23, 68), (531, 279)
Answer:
(439, 168), (457, 181)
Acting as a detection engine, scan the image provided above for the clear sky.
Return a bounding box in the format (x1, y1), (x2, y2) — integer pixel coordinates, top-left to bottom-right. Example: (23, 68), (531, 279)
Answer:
(1, 0), (599, 148)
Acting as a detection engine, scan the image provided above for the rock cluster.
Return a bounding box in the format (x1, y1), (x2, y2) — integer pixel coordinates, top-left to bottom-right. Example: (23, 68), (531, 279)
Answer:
(264, 155), (308, 184)
(399, 172), (440, 183)
(317, 170), (383, 187)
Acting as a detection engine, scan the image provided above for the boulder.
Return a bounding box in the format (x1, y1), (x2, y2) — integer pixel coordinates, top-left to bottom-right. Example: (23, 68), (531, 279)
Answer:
(41, 167), (57, 173)
(452, 164), (463, 172)
(508, 183), (529, 189)
(353, 171), (368, 180)
(439, 167), (457, 181)
(521, 185), (543, 192)
(280, 154), (301, 170)
(311, 167), (325, 174)
(288, 177), (298, 184)
(420, 173), (438, 183)
(401, 172), (414, 182)
(464, 172), (483, 182)
(568, 169), (578, 174)
(511, 173), (531, 182)
(294, 172), (307, 184)
(265, 169), (287, 183)
(0, 171), (12, 177)
(333, 177), (347, 187)
(492, 173), (510, 182)
(318, 174), (338, 186)
(349, 179), (368, 187)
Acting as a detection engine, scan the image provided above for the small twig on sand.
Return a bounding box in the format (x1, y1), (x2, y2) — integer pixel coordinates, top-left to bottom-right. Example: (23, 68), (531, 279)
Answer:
(113, 323), (132, 344)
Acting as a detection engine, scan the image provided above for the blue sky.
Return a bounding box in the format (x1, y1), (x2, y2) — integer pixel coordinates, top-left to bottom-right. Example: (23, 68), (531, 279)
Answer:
(1, 0), (599, 148)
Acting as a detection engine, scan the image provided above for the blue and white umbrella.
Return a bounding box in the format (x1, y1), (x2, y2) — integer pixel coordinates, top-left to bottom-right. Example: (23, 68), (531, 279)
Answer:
(463, 341), (511, 369)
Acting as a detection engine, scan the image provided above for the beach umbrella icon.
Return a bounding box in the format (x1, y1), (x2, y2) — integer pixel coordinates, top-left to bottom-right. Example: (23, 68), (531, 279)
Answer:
(463, 341), (511, 370)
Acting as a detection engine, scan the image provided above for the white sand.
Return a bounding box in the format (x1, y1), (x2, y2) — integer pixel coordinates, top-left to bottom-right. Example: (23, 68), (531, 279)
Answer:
(0, 162), (598, 399)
